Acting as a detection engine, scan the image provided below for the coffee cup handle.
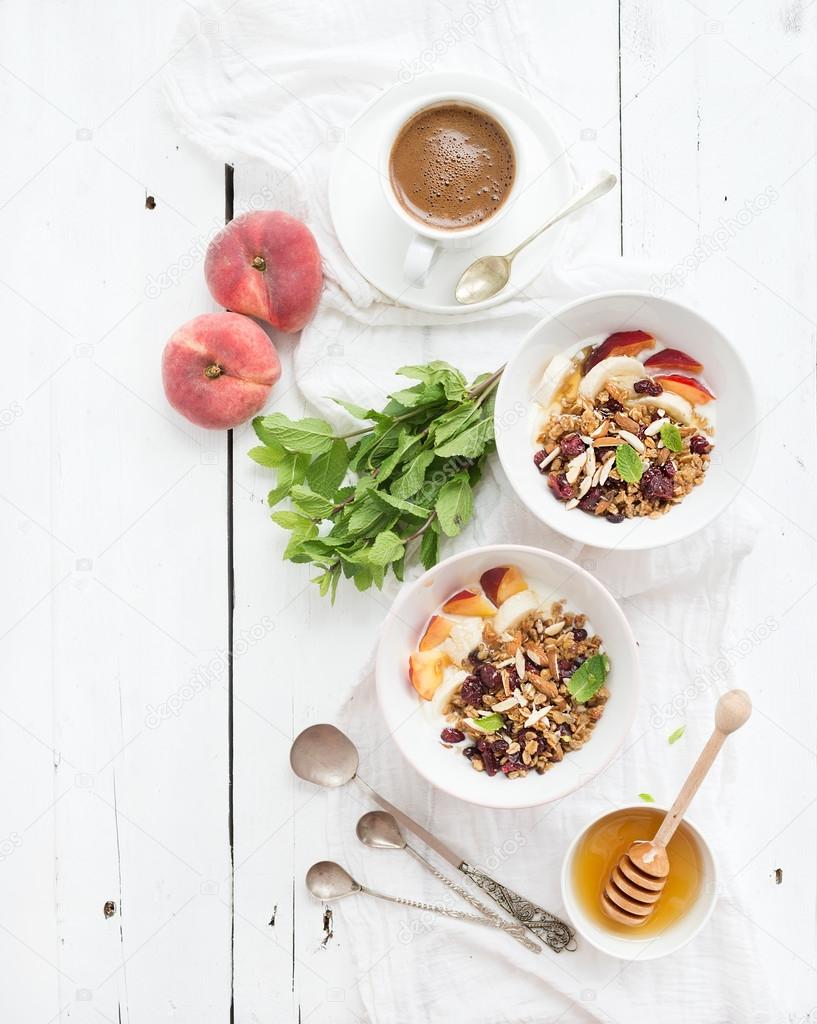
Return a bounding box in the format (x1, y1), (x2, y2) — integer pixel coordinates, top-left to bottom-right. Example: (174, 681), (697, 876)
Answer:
(403, 234), (439, 286)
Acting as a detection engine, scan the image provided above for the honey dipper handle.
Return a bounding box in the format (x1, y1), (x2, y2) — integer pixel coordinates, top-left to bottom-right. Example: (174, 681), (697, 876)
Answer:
(654, 689), (752, 849)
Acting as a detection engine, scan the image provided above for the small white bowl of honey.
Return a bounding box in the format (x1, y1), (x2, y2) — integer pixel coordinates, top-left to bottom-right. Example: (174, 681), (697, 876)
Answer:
(560, 804), (717, 959)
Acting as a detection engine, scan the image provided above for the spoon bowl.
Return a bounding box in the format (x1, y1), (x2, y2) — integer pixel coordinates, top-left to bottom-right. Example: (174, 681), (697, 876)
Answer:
(356, 810), (406, 851)
(289, 723), (359, 788)
(306, 860), (361, 901)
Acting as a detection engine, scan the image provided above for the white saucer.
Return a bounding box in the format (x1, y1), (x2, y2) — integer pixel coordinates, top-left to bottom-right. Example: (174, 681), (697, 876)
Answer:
(328, 72), (574, 315)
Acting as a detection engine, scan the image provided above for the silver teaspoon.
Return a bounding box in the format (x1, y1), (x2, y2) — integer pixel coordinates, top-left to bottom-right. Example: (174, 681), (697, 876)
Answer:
(455, 171), (618, 305)
(306, 860), (530, 934)
(290, 724), (575, 952)
(356, 811), (540, 953)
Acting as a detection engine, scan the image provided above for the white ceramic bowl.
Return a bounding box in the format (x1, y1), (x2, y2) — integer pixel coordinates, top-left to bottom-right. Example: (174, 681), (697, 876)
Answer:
(494, 291), (758, 550)
(560, 805), (718, 959)
(375, 544), (639, 810)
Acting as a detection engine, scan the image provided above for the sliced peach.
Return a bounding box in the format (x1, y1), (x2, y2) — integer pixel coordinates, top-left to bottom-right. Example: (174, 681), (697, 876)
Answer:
(442, 589), (497, 617)
(408, 649), (450, 700)
(419, 615), (454, 652)
(584, 330), (656, 372)
(644, 348), (704, 374)
(480, 566), (528, 606)
(654, 373), (715, 405)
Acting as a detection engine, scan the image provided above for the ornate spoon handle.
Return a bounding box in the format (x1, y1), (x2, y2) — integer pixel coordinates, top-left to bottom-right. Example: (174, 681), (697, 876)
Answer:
(459, 863), (576, 952)
(360, 884), (521, 930)
(404, 846), (541, 954)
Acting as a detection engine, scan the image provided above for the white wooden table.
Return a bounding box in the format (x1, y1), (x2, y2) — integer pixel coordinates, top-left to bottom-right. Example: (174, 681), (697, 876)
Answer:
(2, 1), (815, 1021)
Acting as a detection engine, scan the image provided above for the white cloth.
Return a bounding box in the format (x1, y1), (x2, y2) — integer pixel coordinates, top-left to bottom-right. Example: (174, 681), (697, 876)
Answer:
(165, 3), (775, 1021)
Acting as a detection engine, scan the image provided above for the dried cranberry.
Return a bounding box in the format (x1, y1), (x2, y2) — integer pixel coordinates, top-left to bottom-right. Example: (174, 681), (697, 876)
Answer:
(501, 757), (524, 775)
(479, 744), (499, 776)
(559, 657), (576, 677)
(440, 728), (464, 744)
(533, 449), (549, 473)
(633, 378), (663, 396)
(490, 739), (509, 758)
(518, 729), (545, 755)
(477, 663), (501, 691)
(578, 485), (604, 513)
(547, 473), (573, 502)
(459, 676), (483, 707)
(559, 433), (585, 459)
(640, 465), (675, 501)
(572, 627), (588, 642)
(463, 745), (479, 760)
(506, 667), (520, 689)
(558, 723), (572, 736)
(605, 512), (625, 523)
(690, 434), (711, 455)
(601, 397), (623, 414)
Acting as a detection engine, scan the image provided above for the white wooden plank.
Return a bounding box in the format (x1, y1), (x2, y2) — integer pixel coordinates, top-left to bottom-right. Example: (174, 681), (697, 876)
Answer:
(0, 1), (231, 1020)
(618, 1), (817, 1015)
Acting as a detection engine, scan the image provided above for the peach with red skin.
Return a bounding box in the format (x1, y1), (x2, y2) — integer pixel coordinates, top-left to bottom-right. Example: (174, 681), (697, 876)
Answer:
(644, 348), (704, 374)
(408, 649), (450, 700)
(419, 615), (454, 651)
(442, 589), (496, 617)
(480, 566), (528, 606)
(654, 374), (715, 405)
(162, 312), (281, 429)
(584, 330), (656, 372)
(205, 211), (323, 333)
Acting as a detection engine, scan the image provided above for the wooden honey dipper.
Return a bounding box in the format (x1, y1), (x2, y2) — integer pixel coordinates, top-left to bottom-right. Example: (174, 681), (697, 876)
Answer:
(602, 689), (752, 927)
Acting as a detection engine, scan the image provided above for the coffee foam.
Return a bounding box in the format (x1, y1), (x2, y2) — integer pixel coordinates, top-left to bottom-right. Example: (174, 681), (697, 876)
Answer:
(389, 104), (516, 230)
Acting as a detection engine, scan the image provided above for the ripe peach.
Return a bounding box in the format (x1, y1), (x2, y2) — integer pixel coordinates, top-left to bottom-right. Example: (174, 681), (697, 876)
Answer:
(480, 566), (528, 606)
(654, 373), (715, 405)
(162, 312), (281, 429)
(419, 615), (454, 651)
(584, 330), (656, 372)
(644, 348), (704, 374)
(205, 211), (323, 333)
(408, 649), (450, 700)
(442, 590), (496, 617)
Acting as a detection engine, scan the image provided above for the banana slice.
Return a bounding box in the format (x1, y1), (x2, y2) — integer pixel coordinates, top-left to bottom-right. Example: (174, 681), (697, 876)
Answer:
(533, 350), (576, 412)
(493, 589), (540, 634)
(431, 666), (468, 717)
(579, 356), (646, 401)
(629, 392), (693, 425)
(440, 618), (484, 667)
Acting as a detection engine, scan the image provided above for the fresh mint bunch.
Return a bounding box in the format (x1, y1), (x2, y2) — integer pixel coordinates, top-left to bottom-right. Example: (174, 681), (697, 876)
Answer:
(248, 361), (503, 600)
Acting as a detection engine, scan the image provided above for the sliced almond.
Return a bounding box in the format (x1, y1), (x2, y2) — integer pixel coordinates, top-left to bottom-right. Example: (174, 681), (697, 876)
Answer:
(578, 475), (593, 498)
(593, 436), (625, 447)
(524, 706), (552, 728)
(565, 451), (587, 484)
(544, 620), (566, 637)
(591, 420), (610, 438)
(565, 497), (579, 510)
(525, 648), (541, 666)
(618, 429), (645, 454)
(491, 696), (518, 713)
(514, 648), (526, 679)
(599, 455), (615, 485)
(614, 411), (641, 433)
(538, 446), (561, 469)
(644, 416), (669, 437)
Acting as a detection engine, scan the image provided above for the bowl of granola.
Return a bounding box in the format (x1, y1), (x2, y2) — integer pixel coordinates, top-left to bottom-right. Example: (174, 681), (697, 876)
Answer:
(375, 544), (639, 809)
(494, 292), (757, 549)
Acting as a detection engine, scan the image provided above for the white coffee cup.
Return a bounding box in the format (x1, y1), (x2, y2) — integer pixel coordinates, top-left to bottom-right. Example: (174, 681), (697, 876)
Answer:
(380, 93), (524, 286)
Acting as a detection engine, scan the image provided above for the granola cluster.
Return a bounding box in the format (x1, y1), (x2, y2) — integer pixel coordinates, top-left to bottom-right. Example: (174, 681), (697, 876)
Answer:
(442, 602), (608, 779)
(535, 383), (713, 521)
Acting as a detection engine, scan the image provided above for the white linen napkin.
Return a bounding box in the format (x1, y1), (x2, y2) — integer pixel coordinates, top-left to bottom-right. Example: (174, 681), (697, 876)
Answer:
(165, 2), (776, 1020)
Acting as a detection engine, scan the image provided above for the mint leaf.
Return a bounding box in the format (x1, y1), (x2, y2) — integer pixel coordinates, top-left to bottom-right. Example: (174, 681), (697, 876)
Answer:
(391, 450), (435, 500)
(306, 439), (349, 497)
(431, 402), (478, 445)
(248, 444), (287, 468)
(659, 422), (684, 454)
(373, 490), (428, 518)
(668, 725), (686, 745)
(419, 523), (440, 569)
(567, 653), (610, 703)
(639, 793), (655, 803)
(435, 472), (473, 537)
(267, 452), (309, 507)
(468, 713), (504, 733)
(616, 443), (644, 483)
(257, 413), (334, 455)
(367, 530), (405, 567)
(289, 485), (334, 520)
(434, 416), (494, 458)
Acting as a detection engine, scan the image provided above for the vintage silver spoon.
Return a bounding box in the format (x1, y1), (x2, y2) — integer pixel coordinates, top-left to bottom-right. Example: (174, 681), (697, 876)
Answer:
(455, 171), (618, 305)
(357, 811), (540, 953)
(290, 724), (575, 952)
(306, 860), (527, 934)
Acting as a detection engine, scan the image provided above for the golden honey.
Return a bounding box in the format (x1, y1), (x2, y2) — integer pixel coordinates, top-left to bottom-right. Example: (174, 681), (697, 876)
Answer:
(572, 807), (703, 938)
